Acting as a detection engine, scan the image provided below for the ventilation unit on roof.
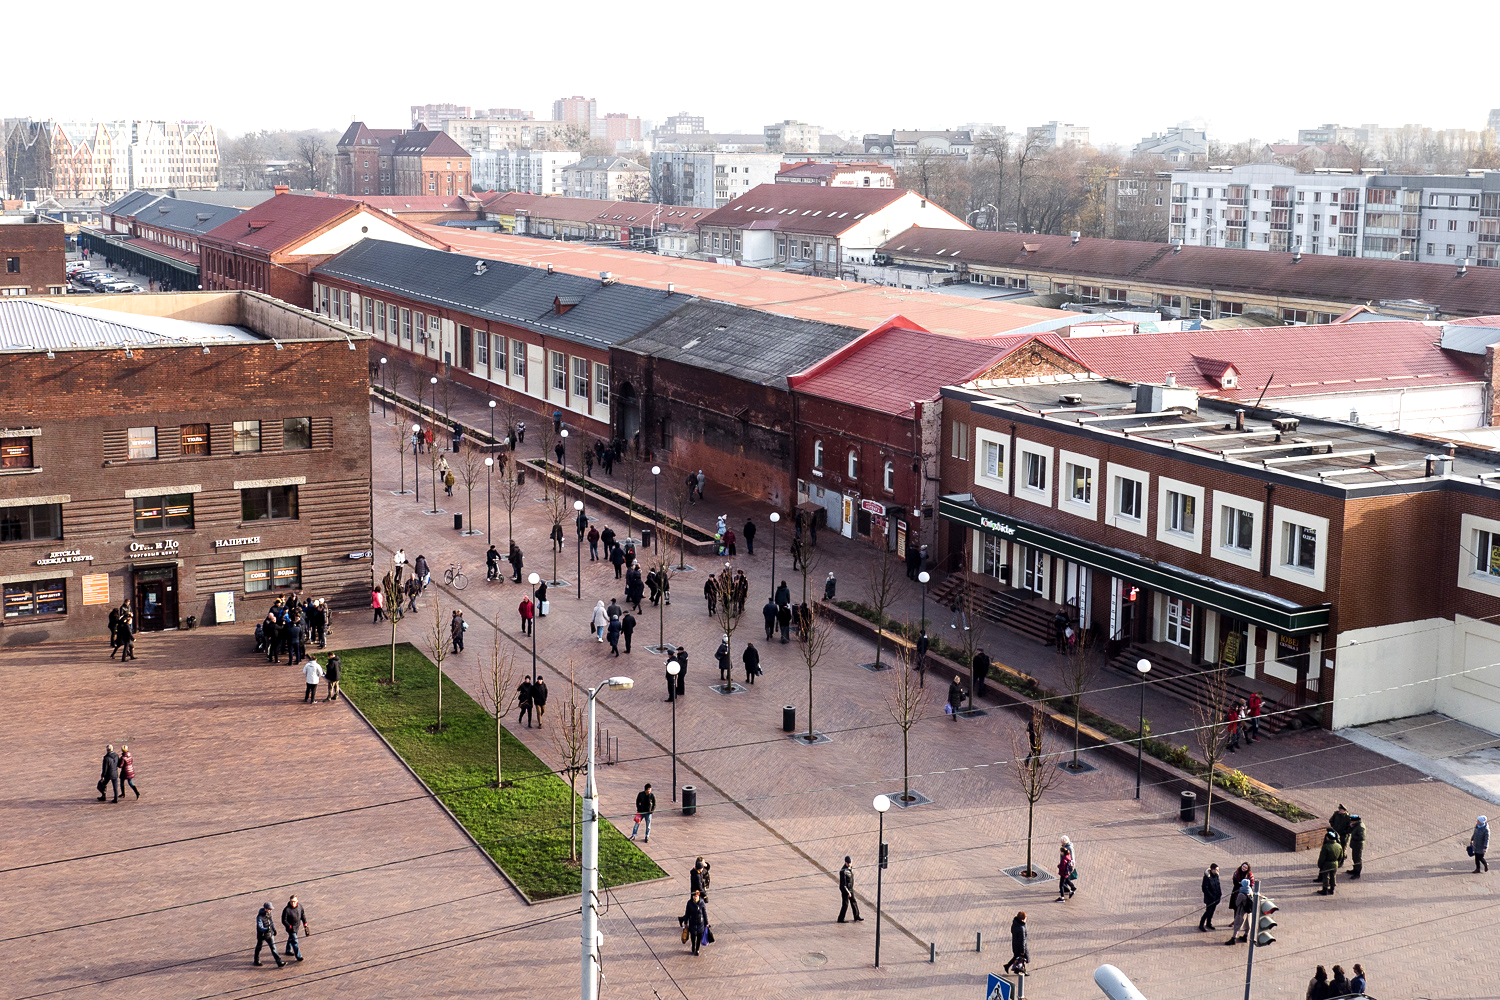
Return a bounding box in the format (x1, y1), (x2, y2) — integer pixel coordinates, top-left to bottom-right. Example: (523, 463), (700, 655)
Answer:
(1293, 244), (1303, 263)
(1458, 258), (1470, 277)
(600, 271), (616, 285)
(1070, 231), (1080, 245)
(473, 260), (488, 276)
(1059, 392), (1084, 406)
(1271, 416), (1300, 433)
(1171, 238), (1184, 253)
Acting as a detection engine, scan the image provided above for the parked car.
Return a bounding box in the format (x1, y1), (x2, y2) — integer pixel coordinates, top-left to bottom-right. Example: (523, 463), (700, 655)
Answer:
(105, 281), (141, 293)
(85, 274), (116, 290)
(65, 260), (88, 274)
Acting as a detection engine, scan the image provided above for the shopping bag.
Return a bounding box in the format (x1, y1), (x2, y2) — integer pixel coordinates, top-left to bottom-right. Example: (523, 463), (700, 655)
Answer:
(540, 600), (550, 615)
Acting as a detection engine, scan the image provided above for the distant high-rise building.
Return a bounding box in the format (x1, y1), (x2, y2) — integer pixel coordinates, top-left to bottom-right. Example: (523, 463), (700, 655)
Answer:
(411, 104), (532, 129)
(1026, 121), (1090, 148)
(1487, 109), (1500, 133)
(661, 112), (707, 135)
(600, 113), (643, 148)
(553, 96), (598, 134)
(764, 121), (821, 154)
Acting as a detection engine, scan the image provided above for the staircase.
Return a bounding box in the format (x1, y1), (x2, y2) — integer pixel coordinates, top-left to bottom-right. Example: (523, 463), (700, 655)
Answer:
(1108, 643), (1313, 736)
(929, 575), (1058, 645)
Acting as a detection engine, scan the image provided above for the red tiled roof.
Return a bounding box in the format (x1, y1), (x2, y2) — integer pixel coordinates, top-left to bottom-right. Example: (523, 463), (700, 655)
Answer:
(1064, 321), (1478, 399)
(201, 194), (357, 255)
(394, 131), (468, 158)
(699, 184), (925, 237)
(481, 191), (707, 230)
(338, 122), (403, 148)
(419, 225), (1065, 338)
(880, 226), (1500, 319)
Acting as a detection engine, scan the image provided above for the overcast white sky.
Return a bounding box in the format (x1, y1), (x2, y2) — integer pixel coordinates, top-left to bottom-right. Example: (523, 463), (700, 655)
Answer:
(7, 0), (1496, 146)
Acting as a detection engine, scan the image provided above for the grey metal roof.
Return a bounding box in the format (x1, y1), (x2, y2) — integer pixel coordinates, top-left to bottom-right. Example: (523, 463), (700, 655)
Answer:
(313, 239), (689, 350)
(103, 190), (157, 217)
(1439, 322), (1500, 355)
(0, 299), (259, 352)
(620, 300), (862, 388)
(131, 195), (244, 236)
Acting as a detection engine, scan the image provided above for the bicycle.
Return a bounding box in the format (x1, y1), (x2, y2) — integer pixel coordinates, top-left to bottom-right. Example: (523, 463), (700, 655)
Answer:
(444, 564), (468, 590)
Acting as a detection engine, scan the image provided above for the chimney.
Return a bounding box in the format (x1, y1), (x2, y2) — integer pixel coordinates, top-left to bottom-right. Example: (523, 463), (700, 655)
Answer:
(1165, 371), (1177, 387)
(666, 282), (675, 296)
(273, 184), (290, 196)
(1293, 244), (1303, 263)
(1458, 258), (1470, 277)
(546, 263), (554, 275)
(1171, 238), (1184, 253)
(1069, 231), (1080, 245)
(600, 270), (615, 285)
(1235, 408), (1246, 430)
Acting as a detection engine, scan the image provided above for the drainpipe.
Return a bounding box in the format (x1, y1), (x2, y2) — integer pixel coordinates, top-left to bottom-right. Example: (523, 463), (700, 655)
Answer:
(1260, 483), (1274, 577)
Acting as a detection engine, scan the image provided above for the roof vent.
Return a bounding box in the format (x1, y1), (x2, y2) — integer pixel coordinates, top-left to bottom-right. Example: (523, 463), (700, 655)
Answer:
(1271, 416), (1300, 433)
(1292, 244), (1303, 263)
(196, 212), (212, 222)
(1059, 392), (1083, 406)
(600, 271), (616, 285)
(666, 282), (675, 296)
(546, 263), (554, 275)
(1069, 231), (1080, 245)
(1458, 258), (1470, 277)
(1165, 371), (1177, 387)
(1426, 454), (1454, 477)
(1170, 238), (1184, 253)
(246, 219), (270, 231)
(473, 260), (488, 276)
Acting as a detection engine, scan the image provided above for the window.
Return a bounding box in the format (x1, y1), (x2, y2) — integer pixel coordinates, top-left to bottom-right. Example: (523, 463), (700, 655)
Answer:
(232, 420), (261, 453)
(594, 363), (610, 405)
(429, 314), (440, 340)
(241, 484), (299, 522)
(282, 417), (311, 451)
(414, 312), (426, 343)
(1450, 219), (1460, 232)
(363, 298), (374, 331)
(981, 439), (1003, 479)
(377, 302), (387, 335)
(1066, 462), (1091, 503)
(127, 426), (157, 460)
(1, 436), (34, 468)
(0, 502), (62, 542)
(1283, 522), (1317, 570)
(1117, 478), (1142, 518)
(847, 450), (860, 478)
(1023, 451), (1047, 491)
(476, 332), (489, 367)
(3, 578), (66, 619)
(5, 257), (18, 273)
(512, 339), (526, 377)
(1222, 507), (1253, 551)
(1165, 597), (1193, 649)
(179, 424), (209, 456)
(133, 493), (194, 532)
(551, 351), (566, 391)
(950, 421), (969, 460)
(813, 440), (824, 469)
(883, 461), (895, 492)
(572, 356), (589, 398)
(244, 555), (301, 593)
(401, 308), (412, 343)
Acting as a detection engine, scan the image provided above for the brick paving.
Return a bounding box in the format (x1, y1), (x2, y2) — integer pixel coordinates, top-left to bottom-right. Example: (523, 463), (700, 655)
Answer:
(6, 408), (1500, 1000)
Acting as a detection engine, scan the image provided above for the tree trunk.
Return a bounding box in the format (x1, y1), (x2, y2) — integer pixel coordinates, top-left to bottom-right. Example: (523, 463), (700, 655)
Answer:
(1025, 795), (1036, 877)
(436, 665), (443, 730)
(390, 620), (397, 684)
(902, 728), (911, 801)
(874, 623), (883, 669)
(1072, 700), (1082, 768)
(806, 662), (814, 741)
(1202, 774), (1215, 837)
(569, 777), (578, 860)
(496, 713), (504, 788)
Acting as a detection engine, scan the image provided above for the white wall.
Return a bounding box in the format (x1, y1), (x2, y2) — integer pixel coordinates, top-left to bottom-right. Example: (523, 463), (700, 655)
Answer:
(295, 210), (437, 257)
(1439, 616), (1500, 735)
(1266, 384), (1484, 433)
(840, 191), (970, 253)
(1331, 618), (1446, 728)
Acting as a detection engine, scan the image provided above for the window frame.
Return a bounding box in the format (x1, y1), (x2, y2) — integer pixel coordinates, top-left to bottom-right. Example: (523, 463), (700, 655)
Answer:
(2, 577), (67, 620)
(1014, 440), (1053, 508)
(132, 492), (195, 533)
(847, 449), (860, 479)
(512, 338), (526, 378)
(232, 420), (261, 454)
(1458, 513), (1500, 598)
(974, 428), (1007, 491)
(241, 484), (299, 523)
(0, 502), (63, 543)
(813, 439), (824, 469)
(127, 426), (158, 460)
(882, 461), (895, 493)
(949, 421), (969, 461)
(244, 554), (301, 594)
(1211, 489), (1263, 571)
(281, 416), (312, 451)
(1269, 506), (1329, 591)
(1057, 449), (1098, 521)
(572, 356), (589, 399)
(1106, 463), (1150, 536)
(1, 436), (35, 468)
(593, 363), (610, 406)
(1155, 476), (1205, 553)
(179, 424), (210, 456)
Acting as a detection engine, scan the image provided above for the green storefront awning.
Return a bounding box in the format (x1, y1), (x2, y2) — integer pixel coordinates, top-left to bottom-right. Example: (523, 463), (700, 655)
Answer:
(939, 495), (1330, 635)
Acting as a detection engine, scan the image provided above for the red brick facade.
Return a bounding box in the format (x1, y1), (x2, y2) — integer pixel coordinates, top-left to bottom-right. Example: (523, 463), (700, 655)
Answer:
(0, 222), (66, 296)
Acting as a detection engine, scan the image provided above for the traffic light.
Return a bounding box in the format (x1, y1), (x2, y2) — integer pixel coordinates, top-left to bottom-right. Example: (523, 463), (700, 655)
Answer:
(1255, 896), (1278, 946)
(879, 841), (889, 870)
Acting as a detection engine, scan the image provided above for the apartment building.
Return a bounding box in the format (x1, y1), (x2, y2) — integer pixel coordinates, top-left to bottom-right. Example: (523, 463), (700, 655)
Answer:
(1027, 121), (1091, 148)
(561, 156), (649, 201)
(764, 121), (822, 153)
(410, 105), (533, 129)
(470, 149), (579, 195)
(649, 151), (784, 208)
(0, 222), (66, 296)
(553, 96), (597, 132)
(862, 130), (974, 157)
(3, 119), (218, 199)
(1132, 127), (1208, 164)
(443, 118), (566, 152)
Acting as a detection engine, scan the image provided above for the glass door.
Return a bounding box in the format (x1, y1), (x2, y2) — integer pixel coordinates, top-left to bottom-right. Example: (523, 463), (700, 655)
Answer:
(1165, 597), (1193, 650)
(1023, 548), (1047, 597)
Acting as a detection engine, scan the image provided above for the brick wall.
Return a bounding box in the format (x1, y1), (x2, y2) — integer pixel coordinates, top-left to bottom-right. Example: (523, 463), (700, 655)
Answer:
(0, 222), (66, 294)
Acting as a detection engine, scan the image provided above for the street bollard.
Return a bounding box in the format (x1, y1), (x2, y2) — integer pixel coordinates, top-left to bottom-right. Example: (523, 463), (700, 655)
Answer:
(929, 942), (936, 963)
(976, 931), (982, 952)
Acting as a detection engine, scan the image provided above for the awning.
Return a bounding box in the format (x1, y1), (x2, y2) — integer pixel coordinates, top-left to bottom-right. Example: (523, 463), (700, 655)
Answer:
(939, 494), (1330, 635)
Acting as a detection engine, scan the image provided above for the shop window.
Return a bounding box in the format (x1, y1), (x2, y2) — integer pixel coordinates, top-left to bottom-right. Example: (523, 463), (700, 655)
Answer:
(981, 534), (1005, 578)
(241, 484), (299, 522)
(233, 420), (261, 454)
(883, 461), (895, 492)
(244, 555), (301, 593)
(180, 424), (209, 456)
(0, 502), (62, 542)
(3, 578), (67, 619)
(282, 417), (311, 451)
(133, 493), (195, 532)
(127, 426), (157, 460)
(1, 436), (34, 468)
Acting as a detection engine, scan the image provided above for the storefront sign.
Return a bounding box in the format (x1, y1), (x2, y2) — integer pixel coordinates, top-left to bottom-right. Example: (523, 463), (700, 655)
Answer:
(35, 549), (94, 566)
(348, 550), (373, 559)
(978, 514), (1017, 537)
(214, 536), (262, 549)
(860, 499), (887, 515)
(128, 539), (180, 559)
(81, 573), (111, 606)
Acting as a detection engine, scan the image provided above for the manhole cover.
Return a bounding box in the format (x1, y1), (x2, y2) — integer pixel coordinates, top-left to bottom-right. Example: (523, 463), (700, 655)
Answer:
(117, 670), (137, 678)
(802, 952), (828, 967)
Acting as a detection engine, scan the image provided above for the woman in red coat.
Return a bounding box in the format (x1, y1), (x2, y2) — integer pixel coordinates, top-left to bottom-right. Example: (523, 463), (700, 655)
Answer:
(119, 745), (140, 799)
(519, 596), (534, 636)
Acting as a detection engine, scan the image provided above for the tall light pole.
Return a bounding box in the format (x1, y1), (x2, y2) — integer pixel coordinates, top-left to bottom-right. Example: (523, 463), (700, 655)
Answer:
(529, 572), (541, 683)
(651, 465), (661, 553)
(411, 423), (421, 503)
(561, 428), (569, 471)
(1135, 658), (1151, 800)
(574, 500), (584, 600)
(484, 457), (493, 544)
(488, 398), (496, 442)
(769, 511), (780, 599)
(429, 375), (438, 433)
(379, 357), (388, 418)
(873, 793), (891, 968)
(666, 659), (680, 801)
(918, 570), (930, 631)
(582, 675), (634, 1000)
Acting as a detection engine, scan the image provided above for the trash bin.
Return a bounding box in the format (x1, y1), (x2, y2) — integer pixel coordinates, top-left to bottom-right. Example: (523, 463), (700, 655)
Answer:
(1180, 790), (1197, 823)
(782, 705), (796, 733)
(640, 526), (654, 549)
(453, 513), (463, 532)
(681, 784), (697, 816)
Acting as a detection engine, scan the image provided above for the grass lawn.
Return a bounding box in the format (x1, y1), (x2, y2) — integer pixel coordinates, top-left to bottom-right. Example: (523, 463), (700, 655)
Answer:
(335, 643), (665, 900)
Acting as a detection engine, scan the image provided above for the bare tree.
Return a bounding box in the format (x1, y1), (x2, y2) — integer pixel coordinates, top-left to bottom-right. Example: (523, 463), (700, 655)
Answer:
(497, 449), (525, 544)
(955, 539), (983, 709)
(1011, 704), (1061, 878)
(390, 374), (412, 496)
(864, 544), (899, 670)
(653, 556), (673, 649)
(456, 443), (485, 537)
(475, 620), (520, 787)
(709, 563), (744, 692)
(295, 134), (329, 192)
(550, 662), (587, 861)
(424, 590), (450, 732)
(620, 446), (644, 542)
(798, 585), (833, 743)
(883, 641), (930, 802)
(426, 436), (446, 514)
(1013, 131), (1048, 232)
(1193, 667), (1233, 838)
(380, 569), (403, 684)
(670, 475), (693, 570)
(541, 467), (570, 586)
(1057, 634), (1103, 769)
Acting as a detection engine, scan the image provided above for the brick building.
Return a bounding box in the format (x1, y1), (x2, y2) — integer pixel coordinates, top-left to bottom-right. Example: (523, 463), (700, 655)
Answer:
(0, 222), (66, 296)
(0, 292), (372, 645)
(936, 372), (1500, 732)
(336, 124), (471, 198)
(87, 191), (244, 291)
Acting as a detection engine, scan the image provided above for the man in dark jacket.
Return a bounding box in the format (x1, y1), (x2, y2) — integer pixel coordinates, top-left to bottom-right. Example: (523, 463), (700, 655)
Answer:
(915, 630), (930, 686)
(631, 783), (655, 842)
(621, 612), (636, 653)
(607, 616), (622, 657)
(775, 581), (791, 608)
(742, 642), (761, 684)
(679, 891), (708, 955)
(1317, 830), (1345, 894)
(838, 856), (863, 922)
(674, 647), (688, 696)
(610, 543), (626, 579)
(743, 518), (756, 555)
(1328, 804), (1353, 851)
(518, 679), (534, 727)
(1003, 911), (1028, 973)
(254, 903), (285, 967)
(532, 679), (548, 725)
(715, 638), (731, 684)
(972, 648), (991, 698)
(324, 653), (342, 702)
(626, 566), (644, 612)
(280, 895), (309, 961)
(413, 554), (431, 590)
(600, 526), (617, 553)
(905, 545), (921, 580)
(1199, 863), (1222, 931)
(777, 602), (793, 643)
(1348, 814), (1365, 878)
(763, 598), (778, 639)
(97, 744), (121, 802)
(508, 543), (524, 583)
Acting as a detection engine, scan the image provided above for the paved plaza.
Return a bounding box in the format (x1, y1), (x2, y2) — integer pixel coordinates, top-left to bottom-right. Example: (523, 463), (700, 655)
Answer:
(5, 408), (1499, 1000)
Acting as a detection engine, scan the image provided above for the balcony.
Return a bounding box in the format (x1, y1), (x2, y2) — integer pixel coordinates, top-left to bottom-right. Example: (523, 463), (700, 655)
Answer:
(1339, 225), (1359, 235)
(1480, 233), (1500, 243)
(1401, 228), (1421, 238)
(1271, 199), (1293, 209)
(1270, 222), (1291, 232)
(1171, 196), (1188, 204)
(1226, 197), (1247, 207)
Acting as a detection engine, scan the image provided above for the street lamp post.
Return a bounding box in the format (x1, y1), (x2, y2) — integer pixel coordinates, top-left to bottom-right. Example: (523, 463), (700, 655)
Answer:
(488, 398), (496, 442)
(917, 570), (930, 631)
(429, 376), (438, 433)
(529, 572), (541, 683)
(411, 423), (421, 502)
(379, 357), (388, 418)
(1135, 658), (1152, 800)
(666, 659), (680, 801)
(484, 457), (493, 544)
(651, 465), (661, 553)
(561, 428), (569, 472)
(582, 676), (634, 1000)
(769, 511), (780, 598)
(873, 794), (891, 968)
(574, 500), (584, 600)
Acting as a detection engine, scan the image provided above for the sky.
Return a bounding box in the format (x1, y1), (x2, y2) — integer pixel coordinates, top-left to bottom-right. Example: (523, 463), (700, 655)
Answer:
(6, 0), (1496, 147)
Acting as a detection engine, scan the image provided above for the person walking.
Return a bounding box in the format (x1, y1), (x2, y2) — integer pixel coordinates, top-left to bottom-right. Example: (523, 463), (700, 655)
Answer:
(838, 856), (863, 922)
(324, 653), (341, 702)
(690, 856), (711, 898)
(626, 566), (644, 613)
(1317, 830), (1345, 895)
(621, 611), (636, 653)
(591, 600), (609, 642)
(1002, 911), (1028, 973)
(1225, 703), (1241, 753)
(302, 657), (325, 704)
(1472, 815), (1490, 872)
(1199, 863), (1221, 932)
(1348, 814), (1365, 878)
(905, 545), (921, 580)
(97, 744), (121, 802)
(790, 536), (804, 571)
(607, 616), (622, 657)
(777, 602), (792, 643)
(743, 517), (756, 555)
(550, 522), (564, 553)
(1247, 691), (1263, 743)
(610, 543), (625, 580)
(414, 554), (431, 591)
(742, 642), (761, 684)
(915, 630), (930, 686)
(404, 575), (420, 613)
(704, 576), (719, 615)
(724, 528), (737, 557)
(517, 679), (534, 728)
(972, 648), (991, 698)
(601, 525), (617, 554)
(535, 580), (548, 614)
(450, 611), (466, 653)
(519, 595), (534, 636)
(108, 603), (124, 658)
(947, 675), (965, 721)
(280, 895), (309, 962)
(824, 572), (836, 601)
(762, 598), (777, 640)
(371, 585), (386, 623)
(254, 903), (285, 967)
(631, 783), (655, 842)
(679, 891), (708, 955)
(532, 678), (548, 725)
(117, 745), (141, 799)
(948, 595), (968, 631)
(584, 449), (594, 477)
(116, 611), (136, 661)
(1056, 840), (1077, 901)
(1225, 879), (1253, 944)
(393, 548), (407, 585)
(695, 470), (706, 501)
(1307, 966), (1331, 1000)
(588, 525), (600, 561)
